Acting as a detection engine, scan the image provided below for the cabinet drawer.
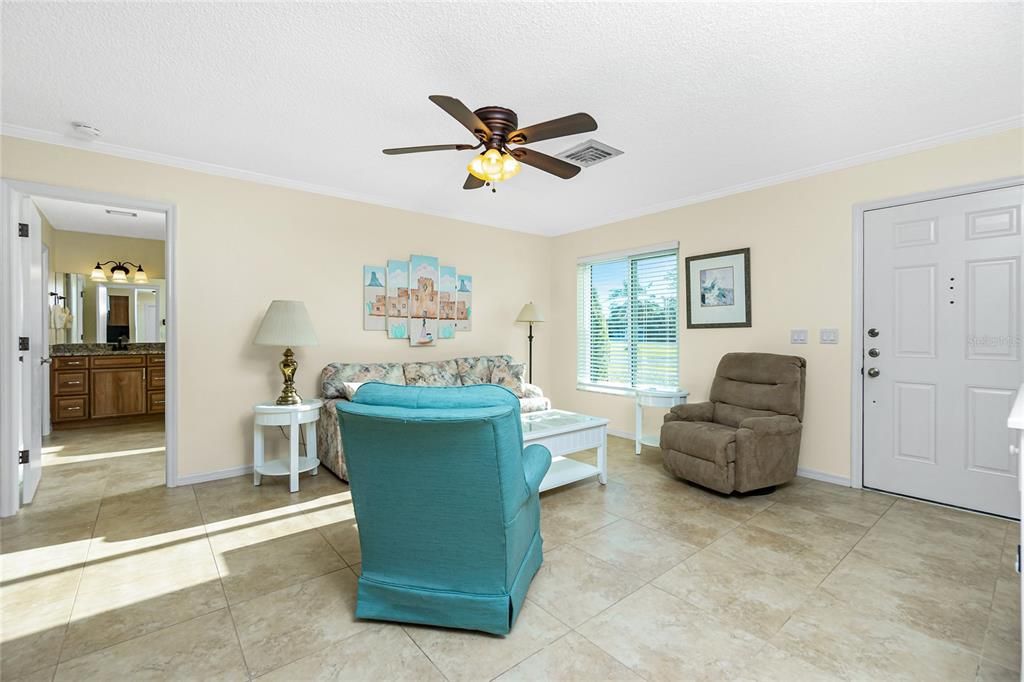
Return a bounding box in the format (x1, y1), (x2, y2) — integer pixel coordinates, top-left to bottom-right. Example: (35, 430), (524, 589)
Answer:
(148, 391), (166, 413)
(54, 370), (88, 396)
(92, 355), (146, 368)
(147, 354), (165, 367)
(54, 397), (88, 421)
(147, 367), (165, 390)
(53, 356), (89, 369)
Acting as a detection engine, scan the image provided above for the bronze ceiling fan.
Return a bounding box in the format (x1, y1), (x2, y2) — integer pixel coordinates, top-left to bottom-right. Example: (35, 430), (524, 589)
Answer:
(383, 95), (598, 191)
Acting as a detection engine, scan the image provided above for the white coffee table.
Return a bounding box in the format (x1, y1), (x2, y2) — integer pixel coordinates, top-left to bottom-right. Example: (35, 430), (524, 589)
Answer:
(521, 409), (609, 492)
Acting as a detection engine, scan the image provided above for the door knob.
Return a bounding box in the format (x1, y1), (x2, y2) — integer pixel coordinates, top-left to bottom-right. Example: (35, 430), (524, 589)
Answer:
(867, 368), (880, 378)
(1012, 445), (1021, 457)
(867, 328), (880, 338)
(40, 357), (52, 365)
(868, 348), (880, 358)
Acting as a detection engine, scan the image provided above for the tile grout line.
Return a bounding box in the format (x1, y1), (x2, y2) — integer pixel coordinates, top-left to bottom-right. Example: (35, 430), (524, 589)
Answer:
(400, 625), (452, 682)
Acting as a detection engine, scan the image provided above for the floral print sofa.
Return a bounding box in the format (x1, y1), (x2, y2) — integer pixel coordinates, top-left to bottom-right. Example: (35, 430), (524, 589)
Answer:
(316, 355), (551, 481)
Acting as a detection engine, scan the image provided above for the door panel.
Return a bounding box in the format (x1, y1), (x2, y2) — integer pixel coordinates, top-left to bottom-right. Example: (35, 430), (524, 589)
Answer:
(864, 185), (1024, 518)
(91, 368), (146, 418)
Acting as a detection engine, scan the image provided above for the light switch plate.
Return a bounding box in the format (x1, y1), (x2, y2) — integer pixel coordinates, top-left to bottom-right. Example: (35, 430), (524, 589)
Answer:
(820, 328), (839, 344)
(790, 329), (808, 344)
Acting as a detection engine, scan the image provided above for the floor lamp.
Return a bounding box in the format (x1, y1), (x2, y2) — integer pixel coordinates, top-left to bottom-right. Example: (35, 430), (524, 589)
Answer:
(516, 302), (545, 384)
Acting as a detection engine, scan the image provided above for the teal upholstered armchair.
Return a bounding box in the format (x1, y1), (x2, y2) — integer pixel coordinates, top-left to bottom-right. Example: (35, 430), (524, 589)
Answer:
(336, 383), (551, 635)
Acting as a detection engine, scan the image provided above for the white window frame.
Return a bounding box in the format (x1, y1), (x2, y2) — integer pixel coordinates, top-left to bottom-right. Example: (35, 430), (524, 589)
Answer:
(577, 241), (680, 396)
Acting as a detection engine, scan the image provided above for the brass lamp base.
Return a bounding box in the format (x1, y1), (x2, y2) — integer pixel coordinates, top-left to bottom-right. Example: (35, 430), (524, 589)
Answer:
(275, 347), (302, 405)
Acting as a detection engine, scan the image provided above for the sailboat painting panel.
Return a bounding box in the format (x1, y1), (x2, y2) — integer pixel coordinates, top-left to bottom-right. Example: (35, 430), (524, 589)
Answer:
(363, 266), (386, 331)
(408, 254), (440, 346)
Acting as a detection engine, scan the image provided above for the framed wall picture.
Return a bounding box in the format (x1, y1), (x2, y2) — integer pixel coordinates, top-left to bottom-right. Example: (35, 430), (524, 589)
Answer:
(685, 248), (751, 328)
(362, 266), (386, 331)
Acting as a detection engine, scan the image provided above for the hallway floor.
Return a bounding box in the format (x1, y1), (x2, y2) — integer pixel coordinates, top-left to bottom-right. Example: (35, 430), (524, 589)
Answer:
(1, 429), (1019, 681)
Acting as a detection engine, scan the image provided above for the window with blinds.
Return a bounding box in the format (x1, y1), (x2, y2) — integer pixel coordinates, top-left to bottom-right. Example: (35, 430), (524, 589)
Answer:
(576, 246), (679, 393)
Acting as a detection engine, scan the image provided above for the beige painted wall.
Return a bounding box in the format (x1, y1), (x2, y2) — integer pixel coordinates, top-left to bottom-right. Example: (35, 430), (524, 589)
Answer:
(1, 136), (550, 479)
(49, 228), (166, 279)
(548, 128), (1024, 480)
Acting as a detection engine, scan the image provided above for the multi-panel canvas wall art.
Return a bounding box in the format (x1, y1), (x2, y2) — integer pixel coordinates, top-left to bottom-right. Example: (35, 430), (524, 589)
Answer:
(386, 259), (410, 339)
(408, 255), (439, 346)
(438, 265), (457, 340)
(456, 274), (473, 331)
(363, 266), (386, 331)
(368, 255), (473, 344)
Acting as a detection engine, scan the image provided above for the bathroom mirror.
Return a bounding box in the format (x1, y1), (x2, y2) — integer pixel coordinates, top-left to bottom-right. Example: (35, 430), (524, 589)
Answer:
(50, 271), (166, 345)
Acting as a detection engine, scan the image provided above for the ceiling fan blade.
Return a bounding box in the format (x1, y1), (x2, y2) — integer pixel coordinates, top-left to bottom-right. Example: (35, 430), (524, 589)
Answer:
(509, 147), (581, 179)
(463, 174), (485, 190)
(429, 95), (491, 141)
(382, 144), (476, 155)
(508, 113), (597, 145)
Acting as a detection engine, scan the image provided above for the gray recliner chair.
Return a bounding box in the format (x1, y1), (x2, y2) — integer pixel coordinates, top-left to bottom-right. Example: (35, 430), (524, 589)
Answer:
(660, 352), (806, 494)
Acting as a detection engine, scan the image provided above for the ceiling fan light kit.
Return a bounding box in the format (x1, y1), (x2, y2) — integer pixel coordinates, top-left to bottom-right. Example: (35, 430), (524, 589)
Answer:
(383, 95), (598, 190)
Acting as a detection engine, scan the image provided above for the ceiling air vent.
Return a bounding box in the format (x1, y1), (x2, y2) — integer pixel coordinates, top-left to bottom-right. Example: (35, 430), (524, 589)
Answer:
(555, 139), (623, 168)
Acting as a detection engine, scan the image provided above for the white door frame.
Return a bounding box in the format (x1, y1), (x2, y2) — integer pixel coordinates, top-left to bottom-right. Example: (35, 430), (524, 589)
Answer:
(0, 179), (179, 516)
(850, 175), (1024, 490)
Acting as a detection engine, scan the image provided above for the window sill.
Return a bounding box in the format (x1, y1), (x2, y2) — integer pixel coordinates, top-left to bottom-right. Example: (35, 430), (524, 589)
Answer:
(576, 384), (636, 397)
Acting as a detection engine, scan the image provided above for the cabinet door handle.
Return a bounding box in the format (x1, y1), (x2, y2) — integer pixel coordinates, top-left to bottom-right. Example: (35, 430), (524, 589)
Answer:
(67, 380), (81, 385)
(66, 406), (81, 411)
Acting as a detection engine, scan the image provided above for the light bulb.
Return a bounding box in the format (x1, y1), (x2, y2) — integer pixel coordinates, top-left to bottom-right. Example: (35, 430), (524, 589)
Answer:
(500, 153), (521, 180)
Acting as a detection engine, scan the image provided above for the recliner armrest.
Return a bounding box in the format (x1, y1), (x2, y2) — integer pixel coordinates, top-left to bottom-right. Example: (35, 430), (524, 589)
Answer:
(664, 401), (714, 423)
(522, 444), (552, 495)
(738, 415), (802, 435)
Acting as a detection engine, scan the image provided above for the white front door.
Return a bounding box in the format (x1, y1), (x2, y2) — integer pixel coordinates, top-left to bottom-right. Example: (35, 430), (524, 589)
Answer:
(863, 185), (1024, 518)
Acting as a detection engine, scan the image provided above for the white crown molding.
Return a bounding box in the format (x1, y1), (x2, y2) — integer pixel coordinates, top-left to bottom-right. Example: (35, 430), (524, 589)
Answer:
(546, 114), (1024, 236)
(0, 123), (546, 236)
(4, 116), (1021, 238)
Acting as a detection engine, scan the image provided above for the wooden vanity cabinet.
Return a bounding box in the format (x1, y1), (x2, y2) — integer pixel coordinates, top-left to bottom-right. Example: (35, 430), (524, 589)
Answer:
(51, 354), (165, 424)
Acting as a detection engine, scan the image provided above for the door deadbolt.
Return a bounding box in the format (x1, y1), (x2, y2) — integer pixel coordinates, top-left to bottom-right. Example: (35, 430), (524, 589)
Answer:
(867, 368), (880, 378)
(868, 348), (880, 358)
(867, 328), (880, 338)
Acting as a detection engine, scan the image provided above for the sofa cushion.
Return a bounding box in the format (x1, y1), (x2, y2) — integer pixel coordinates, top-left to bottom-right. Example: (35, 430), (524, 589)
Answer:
(322, 362), (405, 399)
(491, 360), (526, 397)
(404, 360), (460, 386)
(456, 356), (492, 385)
(660, 420), (737, 466)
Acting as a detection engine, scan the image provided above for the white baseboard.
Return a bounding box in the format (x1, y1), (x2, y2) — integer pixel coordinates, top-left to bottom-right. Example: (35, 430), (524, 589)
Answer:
(607, 428), (635, 441)
(174, 464), (253, 487)
(796, 467), (851, 488)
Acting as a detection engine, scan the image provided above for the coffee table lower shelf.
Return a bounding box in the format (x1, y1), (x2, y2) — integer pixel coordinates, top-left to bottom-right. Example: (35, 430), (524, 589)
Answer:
(539, 457), (602, 492)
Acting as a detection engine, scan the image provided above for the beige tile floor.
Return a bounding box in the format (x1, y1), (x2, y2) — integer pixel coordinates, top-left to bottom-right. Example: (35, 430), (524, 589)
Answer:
(2, 422), (1020, 681)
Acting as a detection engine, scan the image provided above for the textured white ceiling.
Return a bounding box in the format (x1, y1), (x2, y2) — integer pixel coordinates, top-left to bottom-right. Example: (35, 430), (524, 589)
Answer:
(2, 2), (1021, 236)
(33, 196), (166, 241)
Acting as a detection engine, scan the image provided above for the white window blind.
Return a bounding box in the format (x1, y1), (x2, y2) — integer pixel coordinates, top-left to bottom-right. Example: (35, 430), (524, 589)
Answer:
(576, 247), (679, 393)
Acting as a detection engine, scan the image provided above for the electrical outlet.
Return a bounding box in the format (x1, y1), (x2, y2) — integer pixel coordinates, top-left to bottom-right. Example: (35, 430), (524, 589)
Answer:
(819, 328), (839, 344)
(790, 329), (808, 344)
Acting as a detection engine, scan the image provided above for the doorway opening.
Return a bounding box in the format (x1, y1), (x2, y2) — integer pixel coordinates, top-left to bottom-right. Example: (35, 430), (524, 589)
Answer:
(1, 180), (177, 518)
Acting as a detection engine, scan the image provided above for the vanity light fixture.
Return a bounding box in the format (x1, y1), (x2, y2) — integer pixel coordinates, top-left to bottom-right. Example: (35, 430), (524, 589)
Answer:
(90, 260), (149, 284)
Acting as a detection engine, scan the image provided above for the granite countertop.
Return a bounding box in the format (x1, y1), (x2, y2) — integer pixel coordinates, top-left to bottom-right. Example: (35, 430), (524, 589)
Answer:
(50, 343), (165, 357)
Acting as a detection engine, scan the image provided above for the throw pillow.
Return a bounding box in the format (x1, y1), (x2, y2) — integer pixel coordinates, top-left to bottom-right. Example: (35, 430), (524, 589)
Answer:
(491, 361), (526, 397)
(404, 360), (460, 386)
(456, 356), (491, 385)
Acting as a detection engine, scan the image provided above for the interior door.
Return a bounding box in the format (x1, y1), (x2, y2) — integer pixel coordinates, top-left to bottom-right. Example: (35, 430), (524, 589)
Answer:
(863, 185), (1024, 518)
(15, 191), (43, 504)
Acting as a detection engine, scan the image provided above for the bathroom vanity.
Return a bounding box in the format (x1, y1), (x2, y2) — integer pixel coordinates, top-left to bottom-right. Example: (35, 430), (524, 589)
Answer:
(50, 345), (165, 425)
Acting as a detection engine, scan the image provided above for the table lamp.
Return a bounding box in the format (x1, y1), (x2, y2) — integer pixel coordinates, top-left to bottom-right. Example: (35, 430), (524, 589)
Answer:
(254, 300), (318, 405)
(515, 302), (545, 384)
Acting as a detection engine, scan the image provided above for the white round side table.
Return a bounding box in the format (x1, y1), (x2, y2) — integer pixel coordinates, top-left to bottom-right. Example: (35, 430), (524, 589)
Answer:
(253, 398), (323, 492)
(635, 388), (689, 455)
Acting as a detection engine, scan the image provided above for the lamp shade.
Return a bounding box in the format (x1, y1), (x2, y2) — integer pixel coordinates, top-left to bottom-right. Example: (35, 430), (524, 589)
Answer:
(516, 302), (545, 323)
(254, 300), (319, 347)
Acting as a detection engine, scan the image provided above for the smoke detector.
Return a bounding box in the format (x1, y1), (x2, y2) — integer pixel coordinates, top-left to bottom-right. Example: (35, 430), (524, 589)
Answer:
(555, 138), (623, 168)
(70, 122), (102, 139)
